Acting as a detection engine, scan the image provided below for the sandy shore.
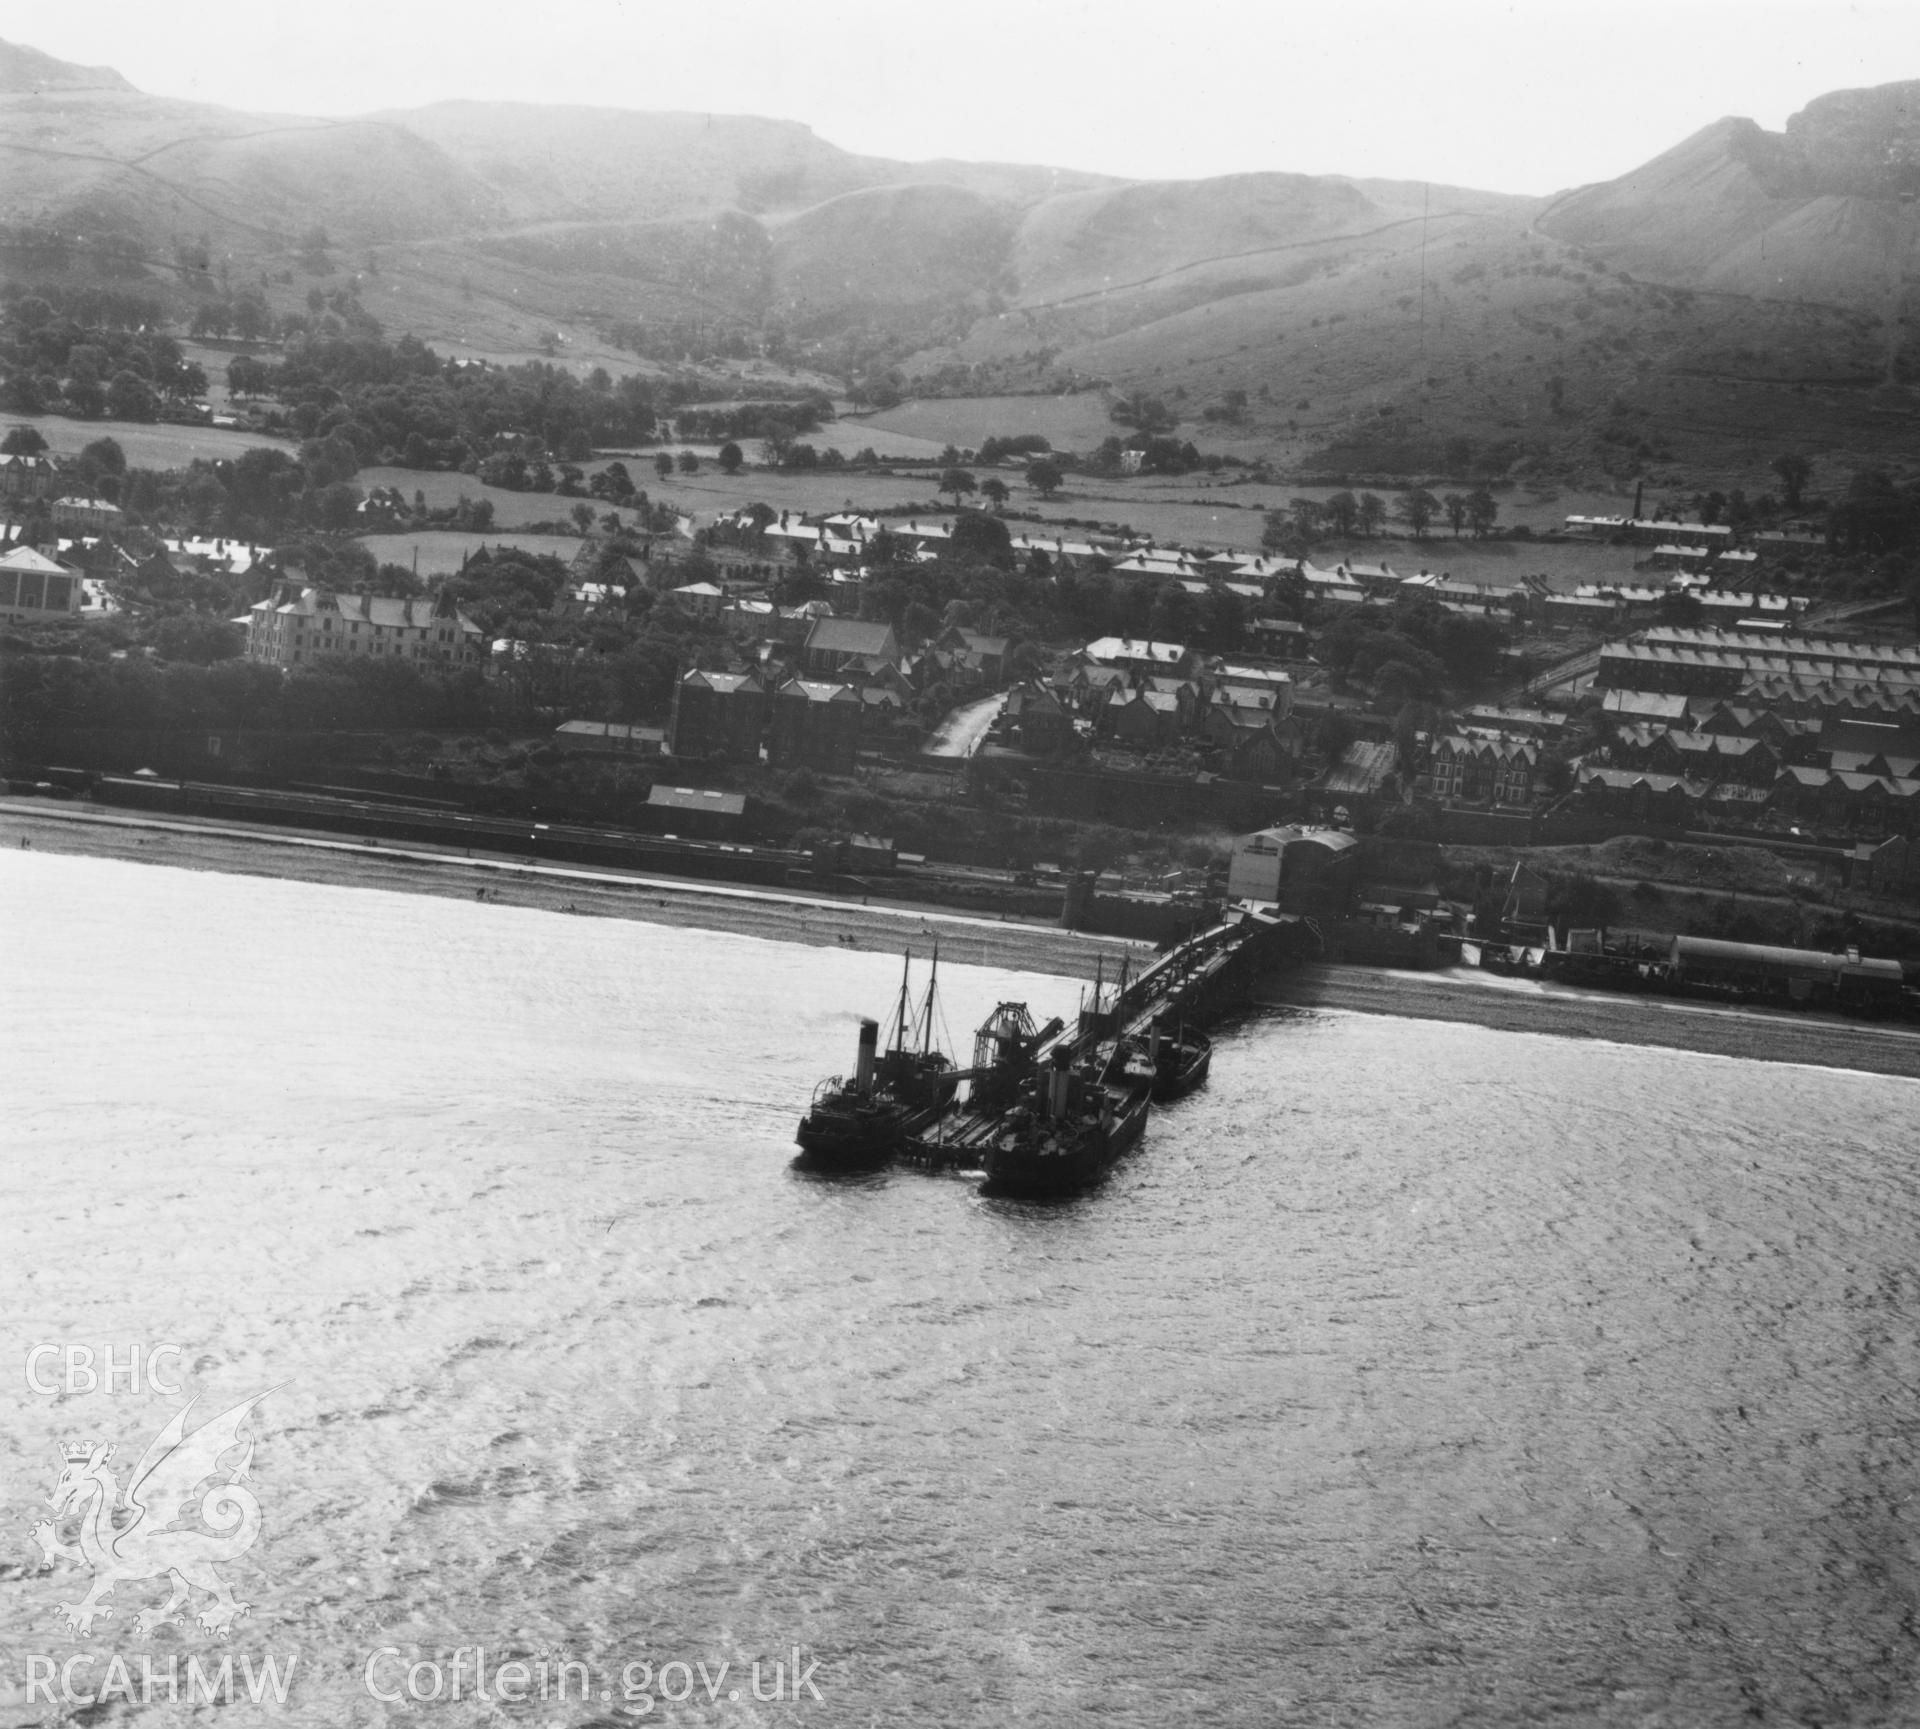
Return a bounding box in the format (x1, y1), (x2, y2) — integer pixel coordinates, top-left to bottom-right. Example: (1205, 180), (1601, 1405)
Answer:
(1258, 964), (1920, 1081)
(0, 799), (1146, 979)
(11, 797), (1919, 1079)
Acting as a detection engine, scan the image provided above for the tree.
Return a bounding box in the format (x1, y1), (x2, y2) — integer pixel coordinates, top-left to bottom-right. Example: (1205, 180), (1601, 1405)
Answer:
(1109, 391), (1175, 433)
(939, 467), (977, 508)
(78, 436), (126, 478)
(1357, 492), (1387, 537)
(945, 509), (1014, 570)
(1466, 487), (1499, 538)
(653, 453), (674, 480)
(980, 476), (1009, 510)
(1148, 583), (1198, 644)
(1026, 458), (1063, 498)
(1375, 658), (1435, 708)
(2, 425), (48, 456)
(105, 370), (159, 421)
(1396, 488), (1439, 538)
(1772, 452), (1812, 511)
(1442, 493), (1469, 537)
(570, 502), (596, 534)
(677, 450), (700, 474)
(150, 615), (242, 664)
(1657, 589), (1705, 627)
(1288, 497), (1326, 543)
(232, 295), (273, 342)
(227, 355), (272, 398)
(1324, 491), (1360, 538)
(717, 441), (744, 474)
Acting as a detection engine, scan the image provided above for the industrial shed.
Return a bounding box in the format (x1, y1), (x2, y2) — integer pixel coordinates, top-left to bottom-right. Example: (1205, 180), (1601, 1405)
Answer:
(1667, 936), (1905, 1008)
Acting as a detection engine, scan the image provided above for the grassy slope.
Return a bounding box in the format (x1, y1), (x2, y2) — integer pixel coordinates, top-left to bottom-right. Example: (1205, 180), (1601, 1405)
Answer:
(4, 62), (1916, 497)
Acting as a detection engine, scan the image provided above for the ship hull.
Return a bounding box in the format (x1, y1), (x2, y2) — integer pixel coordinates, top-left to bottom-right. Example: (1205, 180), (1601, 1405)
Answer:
(795, 1095), (946, 1164)
(981, 1089), (1151, 1198)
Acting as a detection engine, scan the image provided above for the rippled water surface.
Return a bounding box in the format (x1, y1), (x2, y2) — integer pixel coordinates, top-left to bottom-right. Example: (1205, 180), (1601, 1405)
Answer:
(3, 852), (1919, 1727)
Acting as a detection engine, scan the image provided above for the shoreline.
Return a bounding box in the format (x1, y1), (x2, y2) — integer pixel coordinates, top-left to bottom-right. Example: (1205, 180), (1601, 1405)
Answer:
(0, 799), (1148, 979)
(1258, 964), (1920, 1081)
(10, 797), (1920, 1080)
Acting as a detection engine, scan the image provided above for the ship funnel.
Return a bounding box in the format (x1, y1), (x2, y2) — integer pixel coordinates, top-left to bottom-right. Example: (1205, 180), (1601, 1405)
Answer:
(1048, 1047), (1074, 1119)
(855, 1018), (879, 1093)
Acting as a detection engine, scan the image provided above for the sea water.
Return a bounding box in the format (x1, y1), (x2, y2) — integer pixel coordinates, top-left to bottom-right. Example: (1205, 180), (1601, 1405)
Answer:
(2, 851), (1917, 1727)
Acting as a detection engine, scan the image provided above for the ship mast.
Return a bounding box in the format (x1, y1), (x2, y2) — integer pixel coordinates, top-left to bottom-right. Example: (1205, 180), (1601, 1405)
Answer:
(893, 951), (912, 1052)
(921, 942), (940, 1055)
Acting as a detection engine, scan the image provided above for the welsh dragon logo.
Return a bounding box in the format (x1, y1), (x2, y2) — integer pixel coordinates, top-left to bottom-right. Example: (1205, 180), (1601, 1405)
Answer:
(30, 1390), (275, 1638)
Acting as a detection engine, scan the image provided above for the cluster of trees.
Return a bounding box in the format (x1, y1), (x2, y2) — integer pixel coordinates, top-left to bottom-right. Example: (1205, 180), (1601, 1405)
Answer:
(0, 282), (164, 331)
(604, 316), (767, 368)
(1263, 487), (1499, 550)
(221, 331), (707, 471)
(2, 647), (501, 751)
(1081, 434), (1203, 476)
(671, 398), (831, 443)
(976, 433), (1052, 465)
(935, 468), (1011, 510)
(0, 292), (208, 420)
(1315, 595), (1510, 702)
(1108, 392), (1177, 433)
(188, 292), (277, 341)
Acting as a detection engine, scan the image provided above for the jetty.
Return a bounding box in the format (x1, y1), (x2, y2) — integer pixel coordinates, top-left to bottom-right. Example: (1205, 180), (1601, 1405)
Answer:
(898, 907), (1318, 1173)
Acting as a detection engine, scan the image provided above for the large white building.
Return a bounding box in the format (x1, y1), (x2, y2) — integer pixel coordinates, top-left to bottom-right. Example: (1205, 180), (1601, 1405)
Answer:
(247, 580), (483, 669)
(0, 544), (81, 623)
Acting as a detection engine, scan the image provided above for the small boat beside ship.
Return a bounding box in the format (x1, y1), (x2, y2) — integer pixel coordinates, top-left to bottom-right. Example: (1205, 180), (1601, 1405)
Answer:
(1143, 1017), (1211, 1103)
(795, 951), (957, 1165)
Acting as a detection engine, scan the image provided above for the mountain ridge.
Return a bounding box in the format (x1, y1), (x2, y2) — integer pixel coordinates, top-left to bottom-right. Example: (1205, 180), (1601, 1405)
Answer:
(2, 39), (1915, 483)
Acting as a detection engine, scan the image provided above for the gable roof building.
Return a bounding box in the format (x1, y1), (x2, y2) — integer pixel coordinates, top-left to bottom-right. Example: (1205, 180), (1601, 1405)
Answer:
(246, 581), (482, 668)
(803, 614), (901, 675)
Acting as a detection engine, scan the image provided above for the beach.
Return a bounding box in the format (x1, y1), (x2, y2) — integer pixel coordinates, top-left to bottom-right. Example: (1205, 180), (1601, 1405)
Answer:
(1259, 963), (1920, 1081)
(9, 795), (1920, 1080)
(0, 798), (1145, 979)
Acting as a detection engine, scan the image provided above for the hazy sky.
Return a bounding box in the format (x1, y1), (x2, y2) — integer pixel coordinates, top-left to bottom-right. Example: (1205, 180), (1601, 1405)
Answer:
(21, 0), (1919, 195)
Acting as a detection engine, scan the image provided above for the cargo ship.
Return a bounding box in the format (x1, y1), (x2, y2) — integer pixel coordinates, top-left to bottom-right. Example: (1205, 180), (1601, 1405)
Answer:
(979, 1044), (1153, 1198)
(795, 952), (957, 1164)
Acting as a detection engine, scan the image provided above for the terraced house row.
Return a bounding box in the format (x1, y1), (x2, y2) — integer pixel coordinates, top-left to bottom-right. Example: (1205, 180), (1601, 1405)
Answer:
(246, 579), (484, 668)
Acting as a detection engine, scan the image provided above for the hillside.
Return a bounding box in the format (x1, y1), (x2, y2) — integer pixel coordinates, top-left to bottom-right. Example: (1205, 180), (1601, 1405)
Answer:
(1, 39), (1915, 489)
(1534, 88), (1920, 313)
(0, 38), (132, 93)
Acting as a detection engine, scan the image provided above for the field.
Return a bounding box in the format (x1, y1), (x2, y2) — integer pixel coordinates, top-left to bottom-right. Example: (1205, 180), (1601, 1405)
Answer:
(7, 405), (1656, 590)
(855, 394), (1121, 453)
(356, 466), (661, 531)
(357, 531), (589, 577)
(6, 412), (296, 469)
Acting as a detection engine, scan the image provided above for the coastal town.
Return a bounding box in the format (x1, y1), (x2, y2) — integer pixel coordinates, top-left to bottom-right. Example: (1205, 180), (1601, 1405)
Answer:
(6, 403), (1920, 1023)
(10, 29), (1920, 1729)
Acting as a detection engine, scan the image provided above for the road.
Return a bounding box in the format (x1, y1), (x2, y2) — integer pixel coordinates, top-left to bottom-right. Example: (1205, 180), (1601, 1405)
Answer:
(922, 692), (1007, 759)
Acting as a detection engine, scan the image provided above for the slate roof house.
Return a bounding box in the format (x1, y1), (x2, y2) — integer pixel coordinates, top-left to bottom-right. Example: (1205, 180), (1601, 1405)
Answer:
(803, 616), (901, 676)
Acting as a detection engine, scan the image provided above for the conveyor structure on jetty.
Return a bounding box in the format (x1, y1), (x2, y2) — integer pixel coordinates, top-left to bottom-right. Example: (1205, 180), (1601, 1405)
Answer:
(900, 908), (1317, 1172)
